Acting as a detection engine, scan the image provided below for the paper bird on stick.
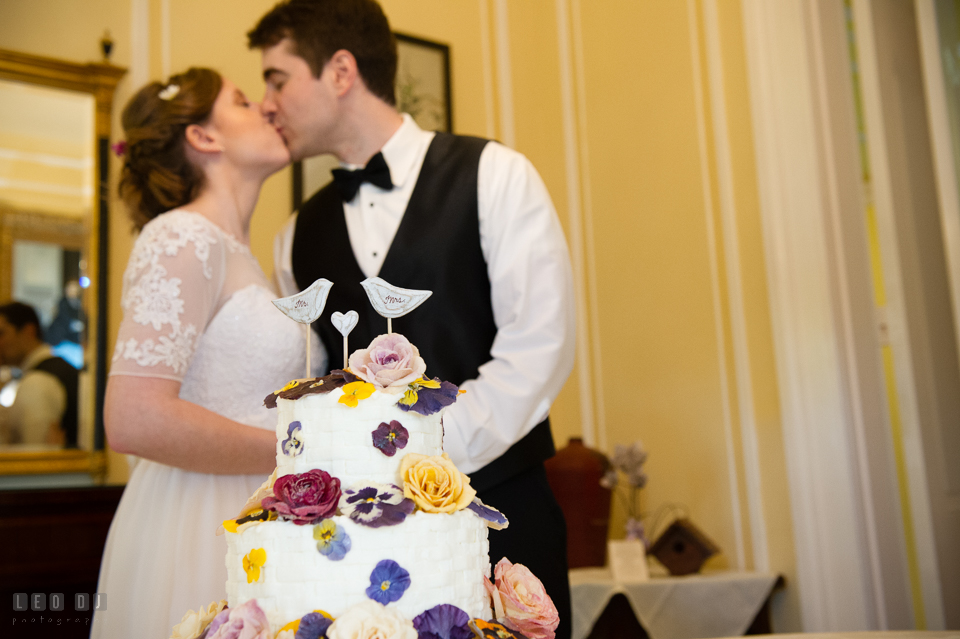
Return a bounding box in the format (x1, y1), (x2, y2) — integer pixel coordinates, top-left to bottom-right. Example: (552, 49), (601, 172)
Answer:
(360, 277), (432, 333)
(273, 278), (333, 377)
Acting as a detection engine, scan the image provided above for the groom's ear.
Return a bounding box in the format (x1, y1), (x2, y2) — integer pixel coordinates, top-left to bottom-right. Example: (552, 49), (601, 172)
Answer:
(327, 49), (359, 97)
(184, 124), (223, 154)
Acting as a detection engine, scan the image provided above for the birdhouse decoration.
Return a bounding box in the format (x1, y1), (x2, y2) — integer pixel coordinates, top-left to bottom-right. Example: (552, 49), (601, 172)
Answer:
(649, 518), (720, 576)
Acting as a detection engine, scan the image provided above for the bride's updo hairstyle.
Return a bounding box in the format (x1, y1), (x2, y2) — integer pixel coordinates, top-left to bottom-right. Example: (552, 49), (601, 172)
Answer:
(118, 68), (223, 230)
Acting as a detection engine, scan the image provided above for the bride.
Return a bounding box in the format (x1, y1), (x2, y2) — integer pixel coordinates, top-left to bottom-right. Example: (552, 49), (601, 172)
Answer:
(91, 67), (323, 639)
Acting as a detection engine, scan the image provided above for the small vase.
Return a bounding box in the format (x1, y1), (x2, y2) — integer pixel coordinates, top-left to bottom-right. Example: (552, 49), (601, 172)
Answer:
(544, 437), (612, 568)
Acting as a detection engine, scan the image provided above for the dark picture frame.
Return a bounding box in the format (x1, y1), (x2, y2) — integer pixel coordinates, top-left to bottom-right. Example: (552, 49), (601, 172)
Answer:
(292, 32), (452, 210)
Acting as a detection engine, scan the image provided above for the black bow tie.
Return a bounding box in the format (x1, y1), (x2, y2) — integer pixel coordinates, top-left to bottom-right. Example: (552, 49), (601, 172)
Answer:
(330, 152), (393, 201)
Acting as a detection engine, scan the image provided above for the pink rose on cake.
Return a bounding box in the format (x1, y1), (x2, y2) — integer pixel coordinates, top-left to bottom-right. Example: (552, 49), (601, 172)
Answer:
(204, 600), (270, 639)
(348, 334), (426, 393)
(261, 469), (341, 525)
(484, 558), (560, 639)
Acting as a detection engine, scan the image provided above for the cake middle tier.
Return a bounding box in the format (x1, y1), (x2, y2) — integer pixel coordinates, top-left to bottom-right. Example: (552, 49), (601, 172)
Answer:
(225, 510), (492, 633)
(275, 389), (444, 487)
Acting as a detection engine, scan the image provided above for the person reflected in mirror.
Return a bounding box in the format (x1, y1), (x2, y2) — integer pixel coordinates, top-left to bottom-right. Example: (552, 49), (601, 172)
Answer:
(91, 68), (321, 639)
(0, 301), (78, 447)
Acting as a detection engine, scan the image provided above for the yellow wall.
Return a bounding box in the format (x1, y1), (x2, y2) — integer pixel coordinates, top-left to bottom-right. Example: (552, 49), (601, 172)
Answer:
(1, 0), (799, 630)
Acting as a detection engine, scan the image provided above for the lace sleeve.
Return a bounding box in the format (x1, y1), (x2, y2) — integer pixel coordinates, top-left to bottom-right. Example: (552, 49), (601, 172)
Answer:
(110, 211), (226, 381)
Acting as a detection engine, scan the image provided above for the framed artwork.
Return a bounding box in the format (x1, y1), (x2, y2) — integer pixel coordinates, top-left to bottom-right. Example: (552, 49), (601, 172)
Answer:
(292, 32), (452, 210)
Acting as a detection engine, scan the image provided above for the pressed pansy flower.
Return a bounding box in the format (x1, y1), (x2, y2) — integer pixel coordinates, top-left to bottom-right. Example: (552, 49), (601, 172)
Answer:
(296, 611), (334, 639)
(313, 519), (351, 561)
(242, 548), (266, 583)
(397, 377), (460, 416)
(466, 497), (510, 530)
(283, 421), (305, 457)
(371, 420), (409, 457)
(365, 559), (411, 605)
(413, 604), (473, 639)
(339, 381), (375, 408)
(339, 483), (415, 528)
(264, 370), (359, 408)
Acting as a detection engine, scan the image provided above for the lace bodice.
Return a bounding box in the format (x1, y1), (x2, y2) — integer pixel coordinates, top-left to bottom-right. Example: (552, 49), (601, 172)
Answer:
(111, 210), (323, 428)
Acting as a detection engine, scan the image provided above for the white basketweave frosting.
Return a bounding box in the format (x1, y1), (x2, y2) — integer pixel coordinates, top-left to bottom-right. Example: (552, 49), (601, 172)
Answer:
(274, 387), (444, 487)
(225, 510), (492, 634)
(224, 382), (493, 635)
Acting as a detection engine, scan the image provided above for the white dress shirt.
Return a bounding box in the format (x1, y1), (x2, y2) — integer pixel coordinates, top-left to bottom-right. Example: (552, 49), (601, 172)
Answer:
(275, 114), (576, 474)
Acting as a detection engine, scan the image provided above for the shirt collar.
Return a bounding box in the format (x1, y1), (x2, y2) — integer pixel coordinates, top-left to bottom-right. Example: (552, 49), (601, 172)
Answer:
(20, 344), (53, 371)
(376, 113), (434, 190)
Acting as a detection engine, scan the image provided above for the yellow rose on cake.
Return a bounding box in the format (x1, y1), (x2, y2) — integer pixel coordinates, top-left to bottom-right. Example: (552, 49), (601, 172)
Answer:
(399, 452), (476, 513)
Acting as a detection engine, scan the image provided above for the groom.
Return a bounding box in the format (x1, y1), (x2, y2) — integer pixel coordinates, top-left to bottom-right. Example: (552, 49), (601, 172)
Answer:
(249, 2), (575, 635)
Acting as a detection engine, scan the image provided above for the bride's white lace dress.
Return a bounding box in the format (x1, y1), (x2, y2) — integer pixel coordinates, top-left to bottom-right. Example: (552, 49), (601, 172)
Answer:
(91, 210), (322, 639)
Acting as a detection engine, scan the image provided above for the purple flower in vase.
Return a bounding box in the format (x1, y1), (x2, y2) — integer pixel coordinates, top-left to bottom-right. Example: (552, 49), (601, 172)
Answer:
(339, 483), (415, 528)
(365, 559), (411, 604)
(372, 420), (409, 457)
(282, 421), (304, 457)
(413, 604), (473, 639)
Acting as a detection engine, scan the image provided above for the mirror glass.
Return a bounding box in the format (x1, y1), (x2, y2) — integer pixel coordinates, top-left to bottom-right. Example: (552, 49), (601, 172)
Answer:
(0, 78), (95, 452)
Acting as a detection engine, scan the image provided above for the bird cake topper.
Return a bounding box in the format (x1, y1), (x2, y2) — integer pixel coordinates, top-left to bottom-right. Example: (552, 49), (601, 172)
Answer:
(273, 278), (333, 377)
(360, 277), (432, 333)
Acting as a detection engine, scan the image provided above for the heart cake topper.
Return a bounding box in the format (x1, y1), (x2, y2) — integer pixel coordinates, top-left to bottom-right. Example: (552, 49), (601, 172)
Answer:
(360, 277), (432, 333)
(331, 310), (359, 336)
(331, 310), (359, 368)
(273, 278), (333, 378)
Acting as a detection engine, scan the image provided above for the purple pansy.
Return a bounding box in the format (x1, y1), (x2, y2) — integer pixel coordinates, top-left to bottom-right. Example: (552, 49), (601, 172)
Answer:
(372, 420), (409, 457)
(282, 421), (304, 457)
(313, 519), (351, 561)
(365, 559), (411, 604)
(413, 604), (473, 639)
(295, 612), (333, 639)
(339, 483), (415, 528)
(466, 497), (510, 530)
(397, 379), (460, 416)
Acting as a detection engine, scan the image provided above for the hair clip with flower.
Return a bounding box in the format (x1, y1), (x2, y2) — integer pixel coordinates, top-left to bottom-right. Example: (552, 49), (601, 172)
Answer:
(158, 83), (180, 100)
(111, 141), (127, 157)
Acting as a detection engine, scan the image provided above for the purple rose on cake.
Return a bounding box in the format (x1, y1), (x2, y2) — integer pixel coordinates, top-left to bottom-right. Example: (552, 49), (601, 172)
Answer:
(261, 470), (341, 525)
(348, 334), (426, 393)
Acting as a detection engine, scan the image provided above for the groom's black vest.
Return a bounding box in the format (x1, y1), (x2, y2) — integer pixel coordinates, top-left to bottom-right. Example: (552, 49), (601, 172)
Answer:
(291, 132), (555, 492)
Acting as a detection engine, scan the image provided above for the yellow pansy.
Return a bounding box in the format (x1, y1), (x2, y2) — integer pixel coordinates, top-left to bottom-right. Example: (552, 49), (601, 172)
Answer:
(338, 381), (375, 408)
(243, 548), (267, 583)
(223, 519), (239, 533)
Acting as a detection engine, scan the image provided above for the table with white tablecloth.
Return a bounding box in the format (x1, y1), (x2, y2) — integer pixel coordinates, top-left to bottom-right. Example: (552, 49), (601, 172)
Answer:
(569, 568), (782, 639)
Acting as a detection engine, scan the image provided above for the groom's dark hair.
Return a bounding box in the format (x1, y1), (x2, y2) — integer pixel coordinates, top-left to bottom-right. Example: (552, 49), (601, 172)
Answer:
(248, 0), (397, 106)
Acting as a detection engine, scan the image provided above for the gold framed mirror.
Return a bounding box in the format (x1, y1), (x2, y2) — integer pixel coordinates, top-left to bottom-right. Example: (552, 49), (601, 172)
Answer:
(0, 48), (124, 483)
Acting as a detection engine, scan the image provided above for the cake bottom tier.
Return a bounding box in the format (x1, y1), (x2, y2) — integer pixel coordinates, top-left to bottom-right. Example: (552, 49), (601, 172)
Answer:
(226, 510), (492, 632)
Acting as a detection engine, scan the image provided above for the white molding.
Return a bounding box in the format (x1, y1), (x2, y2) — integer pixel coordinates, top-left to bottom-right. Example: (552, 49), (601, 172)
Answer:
(161, 0), (171, 80)
(493, 0), (514, 149)
(741, 0), (874, 630)
(915, 0), (960, 408)
(555, 0), (596, 447)
(478, 0), (497, 140)
(850, 0), (945, 627)
(804, 0), (887, 626)
(702, 0), (769, 573)
(687, 0), (747, 572)
(0, 148), (91, 170)
(130, 0), (149, 88)
(569, 0), (606, 452)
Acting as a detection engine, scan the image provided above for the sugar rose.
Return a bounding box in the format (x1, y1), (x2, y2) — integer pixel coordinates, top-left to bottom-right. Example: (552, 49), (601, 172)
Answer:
(169, 600), (227, 639)
(261, 469), (340, 525)
(400, 453), (476, 514)
(204, 600), (271, 639)
(485, 558), (559, 639)
(349, 334), (426, 393)
(327, 601), (418, 639)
